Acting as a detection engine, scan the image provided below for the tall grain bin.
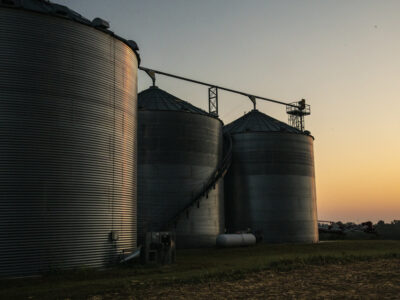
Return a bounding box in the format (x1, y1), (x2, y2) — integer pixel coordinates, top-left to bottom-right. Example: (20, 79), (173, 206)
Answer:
(138, 86), (224, 248)
(0, 0), (139, 276)
(224, 109), (318, 243)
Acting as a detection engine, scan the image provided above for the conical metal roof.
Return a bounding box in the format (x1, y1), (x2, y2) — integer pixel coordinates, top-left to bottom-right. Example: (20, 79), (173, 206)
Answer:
(0, 0), (140, 61)
(224, 109), (301, 134)
(138, 86), (209, 116)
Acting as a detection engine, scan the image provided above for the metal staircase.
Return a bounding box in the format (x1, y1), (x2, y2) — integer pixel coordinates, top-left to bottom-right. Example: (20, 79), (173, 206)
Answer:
(165, 132), (233, 230)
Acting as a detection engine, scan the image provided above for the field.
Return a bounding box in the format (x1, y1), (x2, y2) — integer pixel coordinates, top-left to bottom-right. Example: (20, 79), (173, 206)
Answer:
(1, 240), (399, 299)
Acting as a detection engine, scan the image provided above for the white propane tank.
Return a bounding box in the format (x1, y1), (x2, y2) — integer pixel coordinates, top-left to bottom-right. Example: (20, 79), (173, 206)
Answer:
(216, 233), (256, 248)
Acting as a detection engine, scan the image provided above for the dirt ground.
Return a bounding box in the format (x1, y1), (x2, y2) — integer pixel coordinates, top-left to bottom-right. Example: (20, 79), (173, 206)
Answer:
(124, 259), (400, 299)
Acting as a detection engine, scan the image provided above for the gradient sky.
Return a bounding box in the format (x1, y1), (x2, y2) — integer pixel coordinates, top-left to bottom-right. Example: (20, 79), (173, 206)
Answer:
(57, 0), (400, 223)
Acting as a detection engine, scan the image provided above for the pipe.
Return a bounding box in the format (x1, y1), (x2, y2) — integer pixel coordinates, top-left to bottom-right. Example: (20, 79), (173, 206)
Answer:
(120, 246), (142, 263)
(139, 66), (298, 108)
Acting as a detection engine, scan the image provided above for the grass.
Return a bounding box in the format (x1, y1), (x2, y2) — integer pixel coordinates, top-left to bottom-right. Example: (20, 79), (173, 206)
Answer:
(134, 259), (400, 299)
(1, 240), (400, 299)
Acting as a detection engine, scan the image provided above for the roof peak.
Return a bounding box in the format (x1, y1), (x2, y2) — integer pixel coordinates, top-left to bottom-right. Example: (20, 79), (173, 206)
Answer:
(138, 86), (211, 116)
(224, 109), (301, 134)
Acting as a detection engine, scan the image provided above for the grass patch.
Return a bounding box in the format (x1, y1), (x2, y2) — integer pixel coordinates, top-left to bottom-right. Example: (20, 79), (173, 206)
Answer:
(1, 240), (400, 299)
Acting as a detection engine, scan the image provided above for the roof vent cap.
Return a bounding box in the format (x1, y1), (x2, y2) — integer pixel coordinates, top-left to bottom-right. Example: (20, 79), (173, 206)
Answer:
(127, 40), (139, 51)
(92, 17), (110, 29)
(52, 4), (70, 17)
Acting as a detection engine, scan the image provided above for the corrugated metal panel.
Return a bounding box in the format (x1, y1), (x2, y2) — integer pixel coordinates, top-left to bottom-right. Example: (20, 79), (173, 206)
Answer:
(224, 111), (318, 243)
(138, 88), (224, 248)
(224, 109), (301, 134)
(0, 7), (138, 276)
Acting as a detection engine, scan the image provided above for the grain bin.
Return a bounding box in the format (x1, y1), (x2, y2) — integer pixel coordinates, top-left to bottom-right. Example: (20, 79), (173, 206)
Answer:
(138, 86), (224, 248)
(224, 109), (318, 243)
(0, 0), (139, 276)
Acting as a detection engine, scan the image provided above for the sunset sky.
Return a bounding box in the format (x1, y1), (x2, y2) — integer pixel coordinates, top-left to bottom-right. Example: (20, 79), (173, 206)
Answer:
(59, 0), (400, 223)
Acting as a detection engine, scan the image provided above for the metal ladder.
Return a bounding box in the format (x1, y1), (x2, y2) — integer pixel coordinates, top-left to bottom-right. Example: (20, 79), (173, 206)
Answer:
(165, 132), (233, 230)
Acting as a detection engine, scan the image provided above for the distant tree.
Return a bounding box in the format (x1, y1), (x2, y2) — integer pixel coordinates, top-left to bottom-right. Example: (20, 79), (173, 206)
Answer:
(336, 221), (344, 229)
(377, 220), (385, 226)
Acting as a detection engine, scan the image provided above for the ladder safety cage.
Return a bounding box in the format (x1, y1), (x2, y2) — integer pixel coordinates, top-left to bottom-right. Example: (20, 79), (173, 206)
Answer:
(286, 99), (310, 132)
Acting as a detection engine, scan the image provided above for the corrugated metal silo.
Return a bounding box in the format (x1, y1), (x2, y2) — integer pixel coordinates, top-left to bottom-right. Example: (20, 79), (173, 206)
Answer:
(224, 109), (318, 243)
(0, 0), (139, 276)
(138, 86), (224, 248)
